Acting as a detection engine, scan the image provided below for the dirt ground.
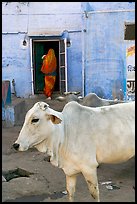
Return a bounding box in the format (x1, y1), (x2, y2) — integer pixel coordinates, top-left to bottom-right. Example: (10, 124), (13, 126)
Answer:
(2, 98), (135, 202)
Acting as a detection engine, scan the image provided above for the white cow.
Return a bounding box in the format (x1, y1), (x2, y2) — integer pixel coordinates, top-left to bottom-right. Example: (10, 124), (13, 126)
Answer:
(13, 101), (135, 202)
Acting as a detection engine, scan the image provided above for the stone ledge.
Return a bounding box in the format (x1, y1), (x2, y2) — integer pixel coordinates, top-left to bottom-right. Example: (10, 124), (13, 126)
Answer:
(2, 99), (26, 127)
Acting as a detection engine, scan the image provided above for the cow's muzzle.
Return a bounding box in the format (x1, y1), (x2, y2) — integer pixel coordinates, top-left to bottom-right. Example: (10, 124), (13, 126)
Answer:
(13, 143), (20, 150)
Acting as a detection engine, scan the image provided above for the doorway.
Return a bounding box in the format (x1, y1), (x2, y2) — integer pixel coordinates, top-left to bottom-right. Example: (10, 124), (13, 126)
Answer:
(33, 40), (60, 94)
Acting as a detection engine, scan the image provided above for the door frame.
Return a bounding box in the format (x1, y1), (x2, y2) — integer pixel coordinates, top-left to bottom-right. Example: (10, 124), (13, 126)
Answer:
(29, 37), (68, 95)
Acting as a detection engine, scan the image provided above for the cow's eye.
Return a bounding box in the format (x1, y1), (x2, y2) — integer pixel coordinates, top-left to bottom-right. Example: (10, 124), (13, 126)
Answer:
(31, 118), (39, 123)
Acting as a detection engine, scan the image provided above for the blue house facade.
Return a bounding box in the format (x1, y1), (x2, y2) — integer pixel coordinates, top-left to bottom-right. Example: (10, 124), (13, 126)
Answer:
(2, 2), (135, 100)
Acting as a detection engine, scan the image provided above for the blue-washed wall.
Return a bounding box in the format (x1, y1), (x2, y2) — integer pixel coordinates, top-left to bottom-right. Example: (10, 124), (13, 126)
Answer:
(67, 31), (82, 92)
(2, 2), (135, 98)
(82, 3), (135, 99)
(2, 34), (32, 97)
(81, 2), (135, 11)
(2, 2), (83, 98)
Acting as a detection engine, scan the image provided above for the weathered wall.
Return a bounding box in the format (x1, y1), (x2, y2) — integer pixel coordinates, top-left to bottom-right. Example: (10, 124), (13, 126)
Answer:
(83, 10), (135, 99)
(2, 2), (135, 98)
(81, 2), (135, 11)
(2, 33), (32, 97)
(2, 2), (82, 97)
(82, 2), (135, 99)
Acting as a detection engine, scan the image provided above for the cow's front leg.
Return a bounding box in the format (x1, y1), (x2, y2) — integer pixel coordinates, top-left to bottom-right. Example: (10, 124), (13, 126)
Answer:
(66, 174), (77, 202)
(82, 167), (100, 202)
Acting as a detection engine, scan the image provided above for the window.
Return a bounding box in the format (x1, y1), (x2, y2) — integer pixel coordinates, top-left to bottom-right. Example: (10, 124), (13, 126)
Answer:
(124, 23), (135, 40)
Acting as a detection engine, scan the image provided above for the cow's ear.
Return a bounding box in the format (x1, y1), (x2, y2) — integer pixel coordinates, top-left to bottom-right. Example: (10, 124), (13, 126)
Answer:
(49, 115), (62, 124)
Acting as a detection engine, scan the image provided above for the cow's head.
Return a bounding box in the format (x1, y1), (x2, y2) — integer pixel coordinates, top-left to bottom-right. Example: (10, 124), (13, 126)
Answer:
(13, 102), (62, 152)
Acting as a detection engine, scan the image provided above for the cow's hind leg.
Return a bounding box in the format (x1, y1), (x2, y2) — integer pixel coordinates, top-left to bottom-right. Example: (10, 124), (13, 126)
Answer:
(82, 167), (100, 202)
(66, 174), (77, 202)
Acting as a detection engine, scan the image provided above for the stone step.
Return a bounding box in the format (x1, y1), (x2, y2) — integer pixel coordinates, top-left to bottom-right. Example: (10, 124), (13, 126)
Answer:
(2, 96), (26, 127)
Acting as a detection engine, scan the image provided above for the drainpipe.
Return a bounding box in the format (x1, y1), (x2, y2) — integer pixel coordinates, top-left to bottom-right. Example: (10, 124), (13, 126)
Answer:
(82, 29), (86, 97)
(82, 12), (88, 97)
(83, 9), (134, 14)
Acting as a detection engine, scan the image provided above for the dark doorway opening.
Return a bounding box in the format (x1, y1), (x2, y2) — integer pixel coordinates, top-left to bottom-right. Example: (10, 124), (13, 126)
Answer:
(33, 40), (59, 94)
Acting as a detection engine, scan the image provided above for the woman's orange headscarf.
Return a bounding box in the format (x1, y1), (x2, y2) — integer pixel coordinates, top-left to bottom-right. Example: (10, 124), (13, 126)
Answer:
(41, 49), (57, 74)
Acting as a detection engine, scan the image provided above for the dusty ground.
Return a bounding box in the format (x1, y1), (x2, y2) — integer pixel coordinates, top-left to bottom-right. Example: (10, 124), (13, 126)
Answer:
(2, 97), (135, 202)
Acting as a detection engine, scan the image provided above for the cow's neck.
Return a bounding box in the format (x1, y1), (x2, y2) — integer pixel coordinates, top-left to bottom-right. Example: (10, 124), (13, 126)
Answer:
(35, 124), (64, 167)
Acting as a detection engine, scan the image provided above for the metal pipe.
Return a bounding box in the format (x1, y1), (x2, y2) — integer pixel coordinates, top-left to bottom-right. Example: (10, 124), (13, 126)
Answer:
(82, 9), (135, 15)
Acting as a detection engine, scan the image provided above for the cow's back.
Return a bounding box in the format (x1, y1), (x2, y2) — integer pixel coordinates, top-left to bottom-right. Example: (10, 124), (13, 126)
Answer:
(62, 101), (135, 165)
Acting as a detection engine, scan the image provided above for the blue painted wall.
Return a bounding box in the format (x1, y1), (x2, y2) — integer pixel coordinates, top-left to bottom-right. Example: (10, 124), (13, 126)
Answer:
(2, 2), (135, 98)
(2, 2), (82, 98)
(83, 10), (135, 99)
(2, 34), (32, 97)
(81, 2), (135, 11)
